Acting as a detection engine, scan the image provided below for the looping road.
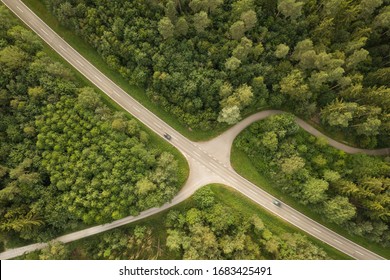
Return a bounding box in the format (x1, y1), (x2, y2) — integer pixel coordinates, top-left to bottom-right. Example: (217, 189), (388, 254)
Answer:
(0, 0), (388, 260)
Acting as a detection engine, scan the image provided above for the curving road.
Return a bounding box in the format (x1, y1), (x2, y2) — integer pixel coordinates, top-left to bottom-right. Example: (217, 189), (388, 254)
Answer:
(0, 0), (388, 260)
(198, 110), (389, 167)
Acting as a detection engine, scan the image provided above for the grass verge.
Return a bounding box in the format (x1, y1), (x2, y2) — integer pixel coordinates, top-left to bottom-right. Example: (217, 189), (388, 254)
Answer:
(231, 144), (389, 259)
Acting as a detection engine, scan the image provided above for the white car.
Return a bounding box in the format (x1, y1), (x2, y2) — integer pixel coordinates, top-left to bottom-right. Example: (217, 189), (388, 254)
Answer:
(273, 199), (281, 206)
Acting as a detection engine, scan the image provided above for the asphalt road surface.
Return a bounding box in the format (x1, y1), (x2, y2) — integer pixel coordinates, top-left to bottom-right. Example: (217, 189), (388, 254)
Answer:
(0, 0), (387, 260)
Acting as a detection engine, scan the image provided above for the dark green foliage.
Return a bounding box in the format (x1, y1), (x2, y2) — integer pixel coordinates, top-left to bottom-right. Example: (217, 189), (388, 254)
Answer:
(43, 0), (389, 147)
(165, 187), (328, 260)
(72, 226), (159, 260)
(0, 6), (181, 244)
(41, 186), (329, 260)
(235, 113), (390, 246)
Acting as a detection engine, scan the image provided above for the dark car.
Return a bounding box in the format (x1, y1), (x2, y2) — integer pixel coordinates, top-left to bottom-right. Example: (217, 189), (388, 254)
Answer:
(164, 133), (172, 140)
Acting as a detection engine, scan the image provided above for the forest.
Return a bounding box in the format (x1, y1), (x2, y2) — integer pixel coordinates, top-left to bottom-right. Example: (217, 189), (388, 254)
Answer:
(44, 0), (390, 147)
(1, 0), (389, 259)
(21, 186), (334, 260)
(0, 5), (184, 249)
(234, 113), (390, 247)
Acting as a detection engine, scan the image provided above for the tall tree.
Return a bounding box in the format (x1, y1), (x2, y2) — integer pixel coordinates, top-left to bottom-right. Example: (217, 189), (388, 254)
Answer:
(240, 10), (257, 31)
(277, 0), (304, 20)
(324, 196), (356, 225)
(230, 21), (246, 40)
(158, 17), (174, 39)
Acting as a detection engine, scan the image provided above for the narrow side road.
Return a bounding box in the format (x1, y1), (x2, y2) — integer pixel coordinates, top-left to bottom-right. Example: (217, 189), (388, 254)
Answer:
(0, 0), (387, 260)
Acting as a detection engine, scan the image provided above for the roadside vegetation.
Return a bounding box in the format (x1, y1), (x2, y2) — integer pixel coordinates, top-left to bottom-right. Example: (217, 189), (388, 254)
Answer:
(0, 5), (188, 250)
(32, 0), (390, 147)
(232, 113), (390, 258)
(17, 185), (350, 260)
(5, 0), (389, 259)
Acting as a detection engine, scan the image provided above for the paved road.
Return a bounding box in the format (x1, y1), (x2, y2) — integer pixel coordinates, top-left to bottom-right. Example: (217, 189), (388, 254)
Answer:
(1, 0), (387, 260)
(198, 110), (389, 166)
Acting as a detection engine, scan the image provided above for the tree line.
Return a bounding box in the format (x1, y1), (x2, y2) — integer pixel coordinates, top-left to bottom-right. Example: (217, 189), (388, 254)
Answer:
(0, 5), (181, 247)
(234, 113), (390, 246)
(45, 0), (389, 147)
(33, 186), (330, 260)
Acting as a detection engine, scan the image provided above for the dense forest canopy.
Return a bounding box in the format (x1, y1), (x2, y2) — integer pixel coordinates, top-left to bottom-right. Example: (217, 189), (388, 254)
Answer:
(0, 5), (182, 246)
(31, 186), (331, 260)
(45, 0), (390, 147)
(234, 113), (390, 246)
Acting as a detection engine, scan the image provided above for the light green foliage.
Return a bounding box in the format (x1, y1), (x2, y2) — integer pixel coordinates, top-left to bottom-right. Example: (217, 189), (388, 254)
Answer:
(232, 0), (255, 18)
(7, 25), (42, 54)
(232, 37), (253, 61)
(345, 37), (368, 54)
(292, 39), (314, 61)
(230, 21), (246, 40)
(221, 84), (254, 109)
(158, 17), (174, 39)
(240, 10), (257, 30)
(189, 0), (223, 13)
(219, 82), (233, 99)
(38, 0), (390, 147)
(277, 0), (304, 20)
(112, 18), (124, 38)
(280, 70), (312, 101)
(374, 6), (390, 28)
(323, 170), (341, 183)
(281, 156), (306, 175)
(0, 11), (182, 243)
(311, 18), (334, 46)
(193, 186), (215, 209)
(189, 0), (205, 13)
(253, 43), (264, 58)
(28, 86), (46, 101)
(217, 105), (241, 125)
(360, 0), (383, 17)
(355, 117), (381, 136)
(39, 242), (69, 260)
(0, 45), (28, 70)
(207, 0), (224, 13)
(235, 115), (390, 245)
(163, 187), (328, 260)
(320, 98), (383, 141)
(302, 178), (329, 204)
(274, 44), (290, 58)
(324, 196), (356, 225)
(136, 178), (157, 196)
(90, 226), (156, 260)
(175, 17), (189, 36)
(261, 131), (278, 152)
(193, 11), (210, 33)
(277, 233), (328, 260)
(345, 48), (369, 69)
(225, 56), (241, 71)
(77, 87), (102, 110)
(321, 100), (358, 128)
(165, 1), (177, 22)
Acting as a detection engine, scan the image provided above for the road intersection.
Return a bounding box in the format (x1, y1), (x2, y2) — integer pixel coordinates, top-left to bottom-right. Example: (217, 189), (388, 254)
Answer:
(0, 0), (388, 260)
